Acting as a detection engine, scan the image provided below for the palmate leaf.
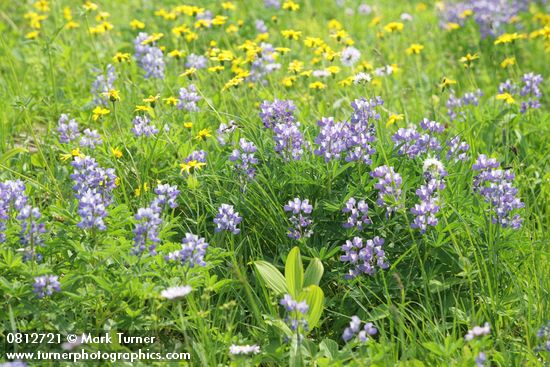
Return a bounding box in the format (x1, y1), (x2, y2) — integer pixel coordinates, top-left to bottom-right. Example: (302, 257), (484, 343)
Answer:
(285, 246), (304, 297)
(254, 260), (288, 294)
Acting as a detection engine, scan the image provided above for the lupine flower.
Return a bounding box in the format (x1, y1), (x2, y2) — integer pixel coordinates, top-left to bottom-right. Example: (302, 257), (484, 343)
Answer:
(255, 19), (268, 33)
(248, 43), (281, 83)
(342, 316), (378, 342)
(230, 138), (258, 180)
(185, 53), (208, 69)
(214, 204), (242, 234)
(411, 158), (447, 233)
(464, 322), (491, 341)
(341, 47), (361, 67)
(284, 198), (313, 240)
(17, 205), (46, 248)
(33, 275), (61, 298)
(259, 99), (296, 129)
(280, 294), (309, 333)
(272, 118), (305, 161)
(165, 233), (208, 268)
(340, 236), (388, 279)
(342, 198), (371, 230)
(264, 0), (281, 8)
(133, 207), (162, 255)
(131, 115), (158, 137)
(519, 72), (543, 113)
(371, 165), (403, 215)
(151, 184), (180, 210)
(160, 285), (192, 299)
(70, 155), (117, 230)
(446, 136), (470, 162)
(185, 150), (207, 165)
(475, 352), (487, 367)
(134, 32), (165, 79)
(57, 114), (80, 144)
(91, 64), (116, 106)
(446, 89), (483, 121)
(229, 344), (261, 355)
(79, 128), (102, 149)
(345, 97), (382, 164)
(177, 84), (201, 112)
(216, 120), (237, 146)
(392, 119), (444, 159)
(535, 321), (550, 354)
(314, 117), (348, 162)
(472, 155), (524, 229)
(0, 180), (28, 243)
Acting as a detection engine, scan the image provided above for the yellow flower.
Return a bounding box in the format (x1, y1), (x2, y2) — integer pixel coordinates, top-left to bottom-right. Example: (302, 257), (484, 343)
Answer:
(500, 57), (516, 69)
(95, 11), (110, 22)
(274, 47), (291, 54)
(328, 19), (343, 30)
(105, 89), (120, 102)
(406, 44), (424, 55)
(212, 15), (228, 26)
(459, 9), (473, 19)
(299, 70), (313, 77)
(141, 33), (163, 45)
(459, 53), (479, 68)
(282, 0), (299, 11)
(222, 76), (245, 91)
(326, 65), (341, 75)
(439, 77), (457, 90)
(309, 81), (326, 90)
(226, 24), (239, 34)
(184, 122), (193, 129)
(172, 24), (189, 37)
(281, 29), (302, 40)
(386, 114), (404, 127)
(180, 68), (197, 78)
(416, 3), (427, 11)
(143, 95), (159, 105)
(370, 16), (382, 27)
(112, 52), (130, 63)
(445, 22), (460, 31)
(304, 37), (324, 48)
(111, 147), (123, 159)
(338, 76), (354, 87)
(60, 147), (84, 161)
(135, 105), (153, 113)
(25, 31), (40, 39)
(360, 61), (374, 71)
(195, 19), (211, 29)
(186, 32), (199, 42)
(221, 1), (236, 10)
(83, 1), (98, 11)
(494, 33), (526, 45)
(208, 65), (225, 73)
(164, 96), (178, 106)
(384, 22), (404, 33)
(496, 93), (515, 104)
(168, 50), (185, 58)
(180, 160), (206, 174)
(34, 0), (50, 12)
(65, 21), (80, 29)
(92, 106), (110, 121)
(288, 60), (304, 73)
(195, 128), (212, 141)
(282, 76), (297, 87)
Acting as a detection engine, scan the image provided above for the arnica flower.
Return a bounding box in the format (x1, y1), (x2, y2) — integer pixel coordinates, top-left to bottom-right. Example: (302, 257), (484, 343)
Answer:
(392, 118), (444, 159)
(342, 198), (371, 230)
(165, 233), (209, 268)
(160, 285), (192, 299)
(464, 322), (491, 341)
(57, 114), (80, 144)
(91, 64), (116, 106)
(229, 344), (261, 355)
(216, 120), (237, 146)
(446, 136), (470, 162)
(472, 155), (524, 229)
(340, 236), (388, 279)
(70, 155), (117, 231)
(284, 198), (313, 240)
(342, 316), (378, 342)
(131, 115), (159, 137)
(214, 204), (242, 235)
(340, 46), (361, 67)
(1, 180), (28, 243)
(230, 138), (258, 180)
(33, 275), (61, 298)
(371, 165), (403, 216)
(134, 32), (165, 79)
(79, 128), (102, 149)
(446, 89), (483, 121)
(177, 84), (201, 112)
(280, 294), (309, 333)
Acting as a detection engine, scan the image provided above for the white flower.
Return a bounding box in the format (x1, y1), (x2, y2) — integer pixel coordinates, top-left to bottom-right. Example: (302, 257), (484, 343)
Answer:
(312, 69), (331, 78)
(422, 158), (445, 174)
(229, 344), (261, 355)
(400, 13), (413, 22)
(341, 47), (361, 67)
(353, 72), (372, 84)
(160, 285), (192, 300)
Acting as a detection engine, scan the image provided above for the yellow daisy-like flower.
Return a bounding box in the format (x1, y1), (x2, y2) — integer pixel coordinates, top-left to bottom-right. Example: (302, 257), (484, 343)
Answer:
(180, 67), (197, 78)
(386, 114), (404, 127)
(111, 147), (123, 159)
(168, 50), (185, 58)
(92, 106), (110, 121)
(496, 93), (515, 104)
(500, 57), (516, 69)
(338, 76), (354, 87)
(83, 1), (98, 11)
(309, 82), (326, 90)
(164, 96), (178, 106)
(459, 9), (473, 19)
(281, 29), (302, 40)
(282, 76), (297, 87)
(34, 0), (50, 12)
(180, 160), (206, 175)
(370, 16), (382, 27)
(226, 24), (239, 34)
(288, 60), (304, 73)
(416, 3), (427, 11)
(143, 95), (159, 105)
(445, 22), (460, 31)
(212, 15), (228, 26)
(494, 33), (526, 45)
(60, 147), (85, 161)
(195, 128), (212, 141)
(135, 105), (153, 113)
(326, 65), (341, 75)
(105, 89), (120, 102)
(141, 33), (163, 45)
(406, 44), (424, 55)
(184, 122), (193, 129)
(275, 47), (291, 54)
(384, 22), (404, 33)
(282, 0), (299, 11)
(459, 53), (479, 68)
(221, 1), (236, 10)
(113, 52), (130, 63)
(439, 77), (457, 89)
(25, 31), (40, 39)
(208, 65), (225, 73)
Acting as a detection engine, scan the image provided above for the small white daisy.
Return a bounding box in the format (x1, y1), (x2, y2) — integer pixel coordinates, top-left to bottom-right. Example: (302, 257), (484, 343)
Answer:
(160, 285), (193, 300)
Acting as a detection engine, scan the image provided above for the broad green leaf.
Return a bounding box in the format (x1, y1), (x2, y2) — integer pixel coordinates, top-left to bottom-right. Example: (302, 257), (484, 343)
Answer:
(30, 153), (46, 168)
(285, 247), (303, 297)
(319, 339), (339, 359)
(299, 285), (324, 330)
(254, 260), (288, 294)
(303, 258), (323, 287)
